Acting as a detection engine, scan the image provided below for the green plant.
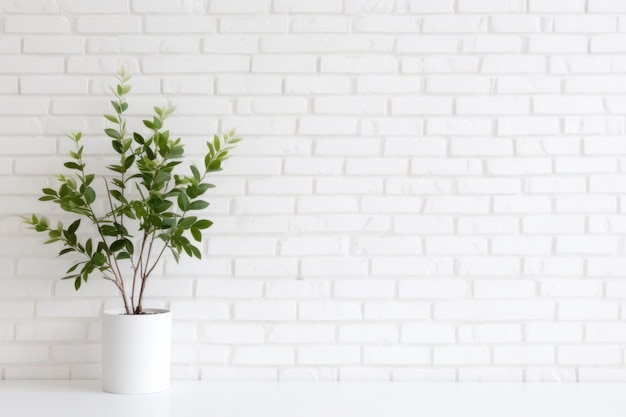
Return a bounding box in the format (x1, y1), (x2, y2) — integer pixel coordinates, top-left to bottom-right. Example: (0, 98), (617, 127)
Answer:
(25, 70), (241, 314)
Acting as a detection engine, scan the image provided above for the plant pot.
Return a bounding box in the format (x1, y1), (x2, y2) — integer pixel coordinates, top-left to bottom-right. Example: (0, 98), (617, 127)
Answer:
(102, 308), (171, 394)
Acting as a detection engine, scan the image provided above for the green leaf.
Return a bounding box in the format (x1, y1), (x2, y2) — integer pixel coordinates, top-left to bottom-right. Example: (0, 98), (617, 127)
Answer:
(100, 225), (118, 236)
(190, 227), (202, 242)
(104, 128), (121, 140)
(111, 140), (124, 154)
(133, 132), (145, 144)
(84, 187), (96, 204)
(84, 174), (95, 186)
(104, 114), (119, 123)
(189, 200), (209, 211)
(177, 192), (190, 211)
(190, 164), (201, 181)
(64, 162), (82, 170)
(92, 252), (107, 266)
(42, 188), (57, 196)
(193, 219), (213, 230)
(74, 276), (81, 291)
(85, 239), (92, 256)
(178, 216), (196, 229)
(110, 239), (127, 252)
(116, 252), (131, 260)
(143, 120), (155, 130)
(190, 244), (201, 259)
(68, 219), (81, 234)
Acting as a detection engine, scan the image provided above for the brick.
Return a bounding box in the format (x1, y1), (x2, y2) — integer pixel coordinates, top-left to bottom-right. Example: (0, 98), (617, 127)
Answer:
(355, 237), (421, 255)
(298, 346), (360, 365)
(339, 324), (398, 343)
(526, 323), (582, 342)
(590, 0), (626, 11)
(558, 301), (619, 320)
(316, 97), (386, 115)
(586, 323), (626, 342)
(409, 0), (455, 13)
(196, 279), (263, 298)
(220, 16), (288, 33)
(458, 217), (519, 235)
(235, 258), (298, 277)
(391, 97), (452, 115)
(16, 322), (85, 341)
(494, 347), (554, 365)
(334, 279), (395, 298)
(321, 56), (398, 74)
(482, 56), (546, 73)
(310, 194), (376, 215)
(364, 346), (430, 365)
(451, 138), (513, 156)
(144, 56), (248, 73)
(423, 197), (490, 214)
(234, 301), (296, 321)
(232, 347), (294, 365)
(459, 0), (525, 12)
(523, 216), (585, 234)
(524, 257), (584, 277)
(316, 178), (382, 194)
(556, 235), (618, 254)
(218, 75), (281, 94)
(422, 16), (487, 33)
(253, 55), (316, 73)
(5, 16), (70, 33)
(492, 237), (552, 255)
(434, 346), (490, 365)
(144, 16), (217, 33)
(558, 346), (620, 365)
(402, 323), (455, 343)
(354, 15), (418, 33)
(426, 76), (491, 93)
(170, 301), (229, 320)
(463, 36), (522, 53)
(76, 16), (140, 33)
(265, 280), (330, 299)
(210, 0), (269, 13)
(364, 302), (430, 320)
(474, 280), (536, 299)
(396, 36), (458, 53)
(458, 257), (520, 277)
(491, 16), (542, 33)
(460, 368), (523, 382)
(565, 116), (625, 134)
(458, 324), (522, 344)
(425, 237), (488, 255)
(373, 258), (454, 277)
(497, 76), (561, 94)
(292, 16), (350, 32)
(0, 346), (49, 363)
(301, 257), (368, 277)
(427, 118), (492, 135)
(202, 324), (264, 344)
(494, 196), (551, 214)
(268, 324), (334, 343)
(529, 0), (585, 12)
(286, 76), (352, 94)
(299, 301), (362, 321)
(435, 301), (555, 321)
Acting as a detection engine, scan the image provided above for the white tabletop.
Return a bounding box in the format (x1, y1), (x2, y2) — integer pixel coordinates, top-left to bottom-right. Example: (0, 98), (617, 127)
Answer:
(1, 380), (625, 417)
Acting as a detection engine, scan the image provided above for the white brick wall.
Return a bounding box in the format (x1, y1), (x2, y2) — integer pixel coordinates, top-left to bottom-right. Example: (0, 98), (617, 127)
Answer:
(1, 0), (626, 382)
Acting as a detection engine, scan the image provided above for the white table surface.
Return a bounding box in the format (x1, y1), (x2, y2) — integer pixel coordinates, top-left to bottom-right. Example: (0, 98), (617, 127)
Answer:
(1, 380), (625, 417)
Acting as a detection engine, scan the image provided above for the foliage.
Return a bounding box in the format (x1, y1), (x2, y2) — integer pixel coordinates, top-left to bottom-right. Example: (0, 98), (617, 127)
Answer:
(25, 70), (240, 314)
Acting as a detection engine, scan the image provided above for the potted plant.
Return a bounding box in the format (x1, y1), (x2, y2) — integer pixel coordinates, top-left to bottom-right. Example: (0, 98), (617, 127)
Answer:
(25, 69), (240, 394)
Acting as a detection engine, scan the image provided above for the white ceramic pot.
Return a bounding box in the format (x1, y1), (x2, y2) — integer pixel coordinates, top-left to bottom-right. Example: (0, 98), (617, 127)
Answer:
(102, 308), (171, 394)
